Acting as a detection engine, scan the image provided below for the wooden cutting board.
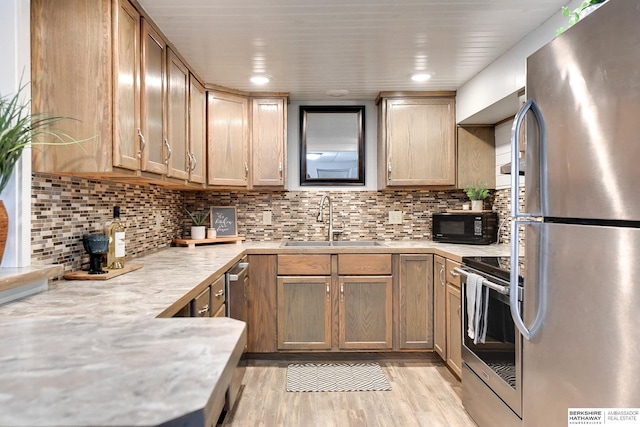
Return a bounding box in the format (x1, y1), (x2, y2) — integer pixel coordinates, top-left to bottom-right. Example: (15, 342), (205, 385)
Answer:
(64, 263), (143, 280)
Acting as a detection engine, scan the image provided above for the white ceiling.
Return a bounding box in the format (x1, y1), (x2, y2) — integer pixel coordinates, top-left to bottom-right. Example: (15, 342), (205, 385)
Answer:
(138, 0), (566, 101)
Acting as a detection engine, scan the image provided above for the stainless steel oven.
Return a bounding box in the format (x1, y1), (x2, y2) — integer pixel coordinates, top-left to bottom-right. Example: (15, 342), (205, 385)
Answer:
(458, 257), (524, 427)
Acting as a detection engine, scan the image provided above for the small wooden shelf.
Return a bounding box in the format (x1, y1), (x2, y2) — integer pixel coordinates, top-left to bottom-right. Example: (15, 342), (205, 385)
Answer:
(173, 237), (245, 248)
(64, 263), (143, 281)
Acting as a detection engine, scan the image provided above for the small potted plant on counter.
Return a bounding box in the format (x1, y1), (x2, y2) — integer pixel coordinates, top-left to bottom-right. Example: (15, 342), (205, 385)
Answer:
(185, 207), (209, 240)
(464, 184), (490, 211)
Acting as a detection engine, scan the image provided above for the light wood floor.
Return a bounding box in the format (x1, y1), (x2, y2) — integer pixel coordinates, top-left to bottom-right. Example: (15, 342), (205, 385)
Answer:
(222, 358), (477, 427)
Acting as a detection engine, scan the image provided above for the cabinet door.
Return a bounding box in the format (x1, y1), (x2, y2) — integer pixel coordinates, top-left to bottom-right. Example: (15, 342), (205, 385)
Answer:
(140, 19), (167, 175)
(446, 284), (462, 378)
(207, 91), (249, 187)
(433, 255), (447, 359)
(113, 0), (141, 171)
(246, 255), (277, 353)
(277, 276), (331, 350)
(188, 76), (207, 184)
(398, 255), (434, 350)
(384, 97), (455, 186)
(251, 97), (287, 187)
(166, 48), (189, 180)
(457, 126), (495, 190)
(339, 276), (393, 350)
(31, 0), (113, 174)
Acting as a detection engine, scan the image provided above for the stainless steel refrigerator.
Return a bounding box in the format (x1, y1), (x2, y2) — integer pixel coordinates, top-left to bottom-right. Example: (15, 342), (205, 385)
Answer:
(510, 0), (640, 425)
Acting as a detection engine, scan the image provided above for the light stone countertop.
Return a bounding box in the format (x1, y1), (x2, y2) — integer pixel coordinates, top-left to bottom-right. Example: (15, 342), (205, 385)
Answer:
(0, 317), (246, 427)
(0, 240), (509, 427)
(1, 240), (510, 319)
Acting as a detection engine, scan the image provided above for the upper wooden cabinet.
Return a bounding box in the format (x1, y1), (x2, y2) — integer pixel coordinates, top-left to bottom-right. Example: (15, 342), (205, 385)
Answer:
(31, 0), (204, 187)
(112, 0), (141, 172)
(140, 19), (168, 176)
(207, 91), (250, 187)
(457, 126), (496, 190)
(377, 92), (456, 188)
(188, 76), (207, 185)
(250, 97), (288, 188)
(31, 0), (119, 175)
(166, 48), (189, 180)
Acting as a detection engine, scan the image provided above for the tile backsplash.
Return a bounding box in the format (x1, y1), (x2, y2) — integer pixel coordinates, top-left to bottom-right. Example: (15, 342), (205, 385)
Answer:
(184, 189), (485, 241)
(32, 173), (503, 277)
(31, 173), (183, 275)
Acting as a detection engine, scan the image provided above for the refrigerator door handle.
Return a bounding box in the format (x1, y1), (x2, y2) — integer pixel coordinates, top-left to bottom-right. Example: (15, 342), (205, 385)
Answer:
(510, 220), (544, 341)
(510, 98), (546, 218)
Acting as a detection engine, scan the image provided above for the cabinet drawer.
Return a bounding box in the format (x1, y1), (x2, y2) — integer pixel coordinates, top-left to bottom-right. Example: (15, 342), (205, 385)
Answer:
(445, 259), (462, 288)
(194, 286), (211, 317)
(213, 303), (226, 318)
(277, 255), (331, 275)
(211, 275), (225, 315)
(338, 254), (391, 275)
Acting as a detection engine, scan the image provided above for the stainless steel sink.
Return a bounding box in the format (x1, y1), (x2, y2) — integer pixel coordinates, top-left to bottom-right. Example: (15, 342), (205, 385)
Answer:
(282, 241), (385, 247)
(282, 241), (331, 247)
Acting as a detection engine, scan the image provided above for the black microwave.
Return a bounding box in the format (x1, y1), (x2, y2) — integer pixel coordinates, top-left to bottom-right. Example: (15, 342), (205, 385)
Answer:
(432, 212), (498, 245)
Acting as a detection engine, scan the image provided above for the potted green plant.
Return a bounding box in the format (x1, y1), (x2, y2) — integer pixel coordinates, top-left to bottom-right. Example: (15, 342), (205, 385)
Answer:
(0, 83), (83, 263)
(464, 184), (490, 211)
(185, 207), (210, 240)
(556, 0), (608, 35)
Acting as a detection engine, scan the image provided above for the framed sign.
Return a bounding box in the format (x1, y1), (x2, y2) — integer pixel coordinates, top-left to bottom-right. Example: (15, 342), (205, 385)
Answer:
(210, 206), (238, 237)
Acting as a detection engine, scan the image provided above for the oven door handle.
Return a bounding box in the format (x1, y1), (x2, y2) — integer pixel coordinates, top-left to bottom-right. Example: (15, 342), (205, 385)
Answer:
(453, 267), (511, 296)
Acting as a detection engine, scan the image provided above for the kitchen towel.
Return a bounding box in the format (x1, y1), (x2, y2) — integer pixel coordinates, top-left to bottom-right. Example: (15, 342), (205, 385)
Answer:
(466, 273), (490, 344)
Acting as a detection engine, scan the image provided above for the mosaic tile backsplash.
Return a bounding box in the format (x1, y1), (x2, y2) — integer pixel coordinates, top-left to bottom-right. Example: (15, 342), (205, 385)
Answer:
(31, 174), (183, 275)
(32, 173), (510, 278)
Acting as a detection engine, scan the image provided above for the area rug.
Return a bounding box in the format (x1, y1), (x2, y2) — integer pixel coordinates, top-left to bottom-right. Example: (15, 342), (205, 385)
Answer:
(286, 362), (391, 392)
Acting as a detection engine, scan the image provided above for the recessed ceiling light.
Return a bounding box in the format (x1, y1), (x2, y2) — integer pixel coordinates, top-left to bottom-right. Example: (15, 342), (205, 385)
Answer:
(326, 89), (349, 97)
(250, 75), (270, 85)
(411, 73), (432, 82)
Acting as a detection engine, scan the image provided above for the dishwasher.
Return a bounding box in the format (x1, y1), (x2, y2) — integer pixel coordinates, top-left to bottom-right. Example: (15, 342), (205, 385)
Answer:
(224, 257), (249, 321)
(223, 257), (249, 412)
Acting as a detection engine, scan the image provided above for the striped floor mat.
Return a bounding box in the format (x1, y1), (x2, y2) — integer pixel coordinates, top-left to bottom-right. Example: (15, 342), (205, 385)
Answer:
(286, 363), (392, 392)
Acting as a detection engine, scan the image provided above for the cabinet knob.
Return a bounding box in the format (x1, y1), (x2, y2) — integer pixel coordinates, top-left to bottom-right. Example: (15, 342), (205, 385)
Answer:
(439, 265), (445, 285)
(387, 161), (392, 180)
(244, 162), (249, 179)
(214, 289), (224, 298)
(190, 152), (197, 171)
(198, 304), (209, 315)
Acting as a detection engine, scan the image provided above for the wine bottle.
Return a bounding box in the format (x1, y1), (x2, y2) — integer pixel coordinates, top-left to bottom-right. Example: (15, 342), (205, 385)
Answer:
(107, 206), (125, 269)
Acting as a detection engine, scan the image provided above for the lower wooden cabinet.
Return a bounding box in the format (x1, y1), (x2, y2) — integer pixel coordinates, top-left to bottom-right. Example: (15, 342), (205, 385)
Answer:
(446, 284), (462, 377)
(246, 255), (277, 353)
(277, 276), (332, 350)
(433, 257), (463, 377)
(433, 255), (447, 357)
(398, 254), (434, 349)
(339, 276), (393, 349)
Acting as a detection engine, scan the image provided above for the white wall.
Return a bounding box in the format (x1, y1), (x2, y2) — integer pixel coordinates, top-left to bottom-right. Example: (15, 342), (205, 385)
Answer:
(287, 100), (378, 191)
(0, 0), (31, 267)
(456, 0), (584, 124)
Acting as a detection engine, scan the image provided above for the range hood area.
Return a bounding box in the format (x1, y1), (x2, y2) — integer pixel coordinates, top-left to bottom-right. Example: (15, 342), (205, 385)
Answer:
(499, 158), (526, 175)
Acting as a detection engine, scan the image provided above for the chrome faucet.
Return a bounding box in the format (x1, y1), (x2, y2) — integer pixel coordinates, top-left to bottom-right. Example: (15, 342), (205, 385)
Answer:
(318, 194), (343, 241)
